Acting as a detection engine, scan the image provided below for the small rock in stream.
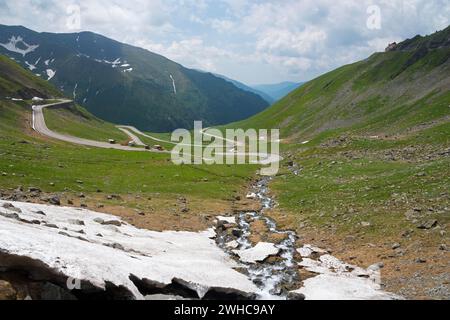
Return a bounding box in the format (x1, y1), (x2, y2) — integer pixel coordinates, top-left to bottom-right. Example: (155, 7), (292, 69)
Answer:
(287, 292), (306, 300)
(232, 229), (243, 238)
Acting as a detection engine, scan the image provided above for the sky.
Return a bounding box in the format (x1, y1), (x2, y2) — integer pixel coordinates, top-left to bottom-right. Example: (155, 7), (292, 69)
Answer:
(0, 0), (449, 85)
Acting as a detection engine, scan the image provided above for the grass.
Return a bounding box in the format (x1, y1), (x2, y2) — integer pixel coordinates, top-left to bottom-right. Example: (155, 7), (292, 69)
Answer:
(0, 55), (62, 98)
(0, 101), (258, 203)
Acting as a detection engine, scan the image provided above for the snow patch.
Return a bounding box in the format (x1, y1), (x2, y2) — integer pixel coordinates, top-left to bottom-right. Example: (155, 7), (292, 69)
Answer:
(297, 244), (328, 258)
(25, 61), (36, 71)
(296, 274), (400, 300)
(46, 69), (56, 81)
(291, 254), (402, 300)
(216, 216), (236, 224)
(73, 83), (78, 99)
(0, 36), (39, 56)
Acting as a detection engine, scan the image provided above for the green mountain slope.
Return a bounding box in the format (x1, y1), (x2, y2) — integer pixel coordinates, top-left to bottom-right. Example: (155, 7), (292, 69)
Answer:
(252, 82), (303, 102)
(0, 25), (269, 132)
(229, 27), (450, 300)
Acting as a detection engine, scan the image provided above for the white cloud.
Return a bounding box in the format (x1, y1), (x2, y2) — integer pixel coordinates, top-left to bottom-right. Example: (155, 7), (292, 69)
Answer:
(0, 0), (449, 83)
(139, 38), (238, 72)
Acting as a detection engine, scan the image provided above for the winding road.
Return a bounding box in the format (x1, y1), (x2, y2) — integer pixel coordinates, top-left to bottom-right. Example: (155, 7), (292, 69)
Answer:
(32, 100), (164, 153)
(32, 100), (282, 166)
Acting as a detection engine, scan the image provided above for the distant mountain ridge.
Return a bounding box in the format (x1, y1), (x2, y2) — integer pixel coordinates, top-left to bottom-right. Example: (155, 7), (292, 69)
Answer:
(213, 73), (275, 104)
(252, 82), (303, 102)
(0, 24), (269, 132)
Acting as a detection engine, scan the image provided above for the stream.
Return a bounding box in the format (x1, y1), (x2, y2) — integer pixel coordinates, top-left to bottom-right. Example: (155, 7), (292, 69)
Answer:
(216, 178), (300, 300)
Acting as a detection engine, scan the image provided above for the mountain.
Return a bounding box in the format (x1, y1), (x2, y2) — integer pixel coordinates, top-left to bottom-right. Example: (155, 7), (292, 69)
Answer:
(213, 73), (275, 104)
(0, 25), (269, 132)
(236, 26), (450, 139)
(0, 54), (62, 99)
(252, 82), (303, 102)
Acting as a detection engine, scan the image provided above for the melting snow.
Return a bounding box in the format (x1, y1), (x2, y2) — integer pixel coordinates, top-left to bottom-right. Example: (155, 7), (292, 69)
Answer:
(73, 83), (78, 99)
(46, 69), (56, 81)
(44, 59), (50, 66)
(123, 68), (133, 73)
(217, 216), (237, 224)
(170, 74), (177, 94)
(25, 61), (36, 71)
(0, 36), (39, 56)
(94, 57), (123, 68)
(291, 254), (402, 300)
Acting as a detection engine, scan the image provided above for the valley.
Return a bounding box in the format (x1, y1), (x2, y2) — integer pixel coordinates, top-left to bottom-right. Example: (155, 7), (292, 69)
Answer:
(0, 22), (449, 301)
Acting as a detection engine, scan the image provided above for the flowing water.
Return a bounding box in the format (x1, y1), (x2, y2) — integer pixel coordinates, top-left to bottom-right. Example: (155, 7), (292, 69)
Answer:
(216, 178), (300, 300)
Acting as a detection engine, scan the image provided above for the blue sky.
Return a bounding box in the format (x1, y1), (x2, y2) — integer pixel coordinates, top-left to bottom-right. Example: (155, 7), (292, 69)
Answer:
(1, 0), (449, 84)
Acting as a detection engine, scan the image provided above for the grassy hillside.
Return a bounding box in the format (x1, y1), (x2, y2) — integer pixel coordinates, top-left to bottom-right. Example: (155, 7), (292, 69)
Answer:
(43, 105), (129, 143)
(234, 27), (450, 142)
(231, 27), (450, 299)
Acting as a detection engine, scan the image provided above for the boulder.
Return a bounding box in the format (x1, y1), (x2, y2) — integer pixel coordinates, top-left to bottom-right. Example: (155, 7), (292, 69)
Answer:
(2, 203), (21, 213)
(287, 292), (305, 300)
(417, 220), (438, 230)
